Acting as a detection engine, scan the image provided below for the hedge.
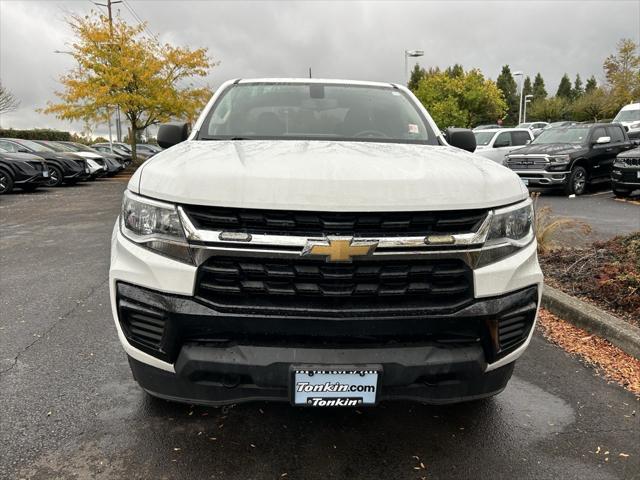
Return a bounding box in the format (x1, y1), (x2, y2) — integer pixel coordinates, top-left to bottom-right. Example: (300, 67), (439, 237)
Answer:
(0, 128), (71, 141)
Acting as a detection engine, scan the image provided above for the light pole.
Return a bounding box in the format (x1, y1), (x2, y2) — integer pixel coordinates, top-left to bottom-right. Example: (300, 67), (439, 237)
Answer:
(404, 49), (424, 85)
(513, 70), (524, 125)
(523, 94), (534, 124)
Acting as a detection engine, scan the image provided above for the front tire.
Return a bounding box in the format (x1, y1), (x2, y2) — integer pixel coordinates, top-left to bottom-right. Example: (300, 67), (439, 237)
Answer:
(46, 166), (64, 187)
(0, 169), (14, 194)
(564, 166), (587, 196)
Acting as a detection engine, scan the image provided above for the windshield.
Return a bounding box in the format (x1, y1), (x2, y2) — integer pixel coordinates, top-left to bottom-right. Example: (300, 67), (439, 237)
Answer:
(198, 83), (437, 144)
(473, 131), (496, 146)
(517, 123), (532, 128)
(16, 139), (55, 152)
(614, 109), (640, 123)
(531, 126), (590, 145)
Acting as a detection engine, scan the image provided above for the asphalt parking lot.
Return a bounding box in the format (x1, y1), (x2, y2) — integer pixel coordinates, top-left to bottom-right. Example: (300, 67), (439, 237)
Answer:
(1, 178), (639, 480)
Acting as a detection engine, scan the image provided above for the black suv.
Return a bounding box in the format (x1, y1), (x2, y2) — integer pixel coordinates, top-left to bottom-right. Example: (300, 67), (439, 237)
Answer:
(504, 123), (633, 195)
(0, 150), (50, 194)
(0, 138), (90, 187)
(612, 146), (640, 198)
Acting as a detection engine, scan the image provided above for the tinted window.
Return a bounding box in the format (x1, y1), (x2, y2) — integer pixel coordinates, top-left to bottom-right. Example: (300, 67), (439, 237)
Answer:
(532, 127), (590, 144)
(0, 140), (18, 152)
(494, 131), (512, 147)
(199, 83), (437, 145)
(474, 131), (495, 146)
(511, 131), (531, 146)
(607, 125), (624, 143)
(592, 127), (607, 142)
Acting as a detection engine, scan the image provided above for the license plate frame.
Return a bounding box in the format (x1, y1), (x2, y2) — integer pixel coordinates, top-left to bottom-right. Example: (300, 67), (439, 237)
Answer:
(290, 365), (381, 407)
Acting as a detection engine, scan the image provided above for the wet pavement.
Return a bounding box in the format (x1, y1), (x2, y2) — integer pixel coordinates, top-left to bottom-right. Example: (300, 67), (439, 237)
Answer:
(1, 178), (638, 480)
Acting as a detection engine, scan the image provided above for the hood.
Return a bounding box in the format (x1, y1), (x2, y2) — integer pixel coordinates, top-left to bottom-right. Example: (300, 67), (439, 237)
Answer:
(509, 143), (586, 156)
(131, 140), (527, 211)
(73, 151), (102, 160)
(0, 151), (44, 163)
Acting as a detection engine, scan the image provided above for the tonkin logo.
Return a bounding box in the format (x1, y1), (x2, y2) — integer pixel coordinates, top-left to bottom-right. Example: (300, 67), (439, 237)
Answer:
(302, 237), (378, 262)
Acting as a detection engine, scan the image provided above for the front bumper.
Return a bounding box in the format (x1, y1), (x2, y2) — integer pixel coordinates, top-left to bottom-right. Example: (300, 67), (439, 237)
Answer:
(512, 170), (568, 187)
(110, 224), (543, 404)
(14, 173), (49, 187)
(611, 167), (640, 190)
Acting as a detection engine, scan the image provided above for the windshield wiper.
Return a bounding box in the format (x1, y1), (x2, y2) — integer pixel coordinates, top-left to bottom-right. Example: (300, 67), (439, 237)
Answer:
(200, 136), (249, 141)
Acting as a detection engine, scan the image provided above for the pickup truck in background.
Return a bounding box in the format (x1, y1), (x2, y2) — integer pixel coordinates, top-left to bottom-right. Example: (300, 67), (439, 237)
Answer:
(504, 122), (634, 195)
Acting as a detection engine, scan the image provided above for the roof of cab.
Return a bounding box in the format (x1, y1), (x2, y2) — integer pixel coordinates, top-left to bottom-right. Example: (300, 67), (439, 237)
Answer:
(235, 78), (399, 89)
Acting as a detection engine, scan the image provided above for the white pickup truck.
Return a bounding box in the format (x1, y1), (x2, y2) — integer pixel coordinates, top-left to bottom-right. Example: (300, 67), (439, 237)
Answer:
(110, 78), (542, 407)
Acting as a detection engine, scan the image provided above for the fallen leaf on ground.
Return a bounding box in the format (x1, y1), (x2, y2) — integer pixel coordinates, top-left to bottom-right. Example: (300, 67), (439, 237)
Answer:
(537, 309), (640, 394)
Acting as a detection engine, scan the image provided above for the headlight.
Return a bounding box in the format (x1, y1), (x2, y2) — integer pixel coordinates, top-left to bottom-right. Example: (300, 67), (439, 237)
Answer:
(120, 190), (193, 263)
(476, 199), (534, 267)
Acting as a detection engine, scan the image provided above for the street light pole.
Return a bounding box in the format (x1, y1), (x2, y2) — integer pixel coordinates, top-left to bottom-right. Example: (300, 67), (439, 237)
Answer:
(523, 94), (534, 124)
(513, 71), (524, 125)
(404, 49), (424, 85)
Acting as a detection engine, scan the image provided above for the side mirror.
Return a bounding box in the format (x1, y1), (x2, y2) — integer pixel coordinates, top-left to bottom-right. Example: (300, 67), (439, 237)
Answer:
(444, 128), (476, 153)
(157, 122), (191, 149)
(526, 139), (532, 144)
(595, 136), (611, 145)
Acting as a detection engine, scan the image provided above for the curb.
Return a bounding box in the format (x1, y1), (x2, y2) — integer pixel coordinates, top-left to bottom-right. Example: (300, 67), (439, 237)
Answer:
(541, 285), (640, 359)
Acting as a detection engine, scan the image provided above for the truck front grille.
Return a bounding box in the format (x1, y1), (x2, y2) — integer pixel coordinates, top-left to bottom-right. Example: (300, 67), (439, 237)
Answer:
(195, 256), (474, 315)
(506, 156), (549, 170)
(620, 157), (640, 167)
(181, 205), (488, 237)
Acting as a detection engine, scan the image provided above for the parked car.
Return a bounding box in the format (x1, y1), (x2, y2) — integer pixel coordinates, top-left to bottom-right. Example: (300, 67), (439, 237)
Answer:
(95, 141), (152, 161)
(136, 143), (162, 156)
(611, 146), (640, 197)
(31, 140), (106, 180)
(472, 124), (503, 131)
(473, 128), (534, 164)
(91, 143), (133, 166)
(517, 121), (550, 137)
(0, 138), (90, 187)
(0, 148), (50, 194)
(56, 141), (125, 175)
(111, 78), (542, 408)
(505, 123), (634, 195)
(543, 121), (577, 129)
(612, 102), (640, 140)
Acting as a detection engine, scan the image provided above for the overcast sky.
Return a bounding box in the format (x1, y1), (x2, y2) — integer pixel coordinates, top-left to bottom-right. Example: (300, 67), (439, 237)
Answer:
(1, 0), (638, 137)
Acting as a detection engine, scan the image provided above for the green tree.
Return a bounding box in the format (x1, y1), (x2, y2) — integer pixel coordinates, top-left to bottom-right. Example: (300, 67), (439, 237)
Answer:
(556, 74), (573, 99)
(532, 73), (547, 100)
(445, 64), (464, 78)
(571, 88), (611, 122)
(414, 67), (507, 128)
(523, 76), (532, 97)
(572, 74), (584, 99)
(44, 11), (214, 163)
(407, 63), (425, 92)
(527, 97), (569, 122)
(603, 38), (640, 108)
(585, 75), (597, 93)
(496, 65), (519, 125)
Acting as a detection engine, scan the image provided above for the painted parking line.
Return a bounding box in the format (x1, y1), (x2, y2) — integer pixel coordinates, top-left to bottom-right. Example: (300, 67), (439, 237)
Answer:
(613, 197), (640, 206)
(584, 190), (613, 197)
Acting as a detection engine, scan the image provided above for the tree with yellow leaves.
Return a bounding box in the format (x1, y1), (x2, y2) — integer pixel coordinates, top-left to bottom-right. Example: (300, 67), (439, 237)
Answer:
(44, 11), (215, 163)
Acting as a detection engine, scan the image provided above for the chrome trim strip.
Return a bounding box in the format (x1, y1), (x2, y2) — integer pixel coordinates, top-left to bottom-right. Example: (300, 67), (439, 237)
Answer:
(176, 206), (495, 250)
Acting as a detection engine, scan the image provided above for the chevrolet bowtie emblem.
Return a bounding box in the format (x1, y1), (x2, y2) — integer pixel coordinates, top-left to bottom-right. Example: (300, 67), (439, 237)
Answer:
(302, 237), (378, 262)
